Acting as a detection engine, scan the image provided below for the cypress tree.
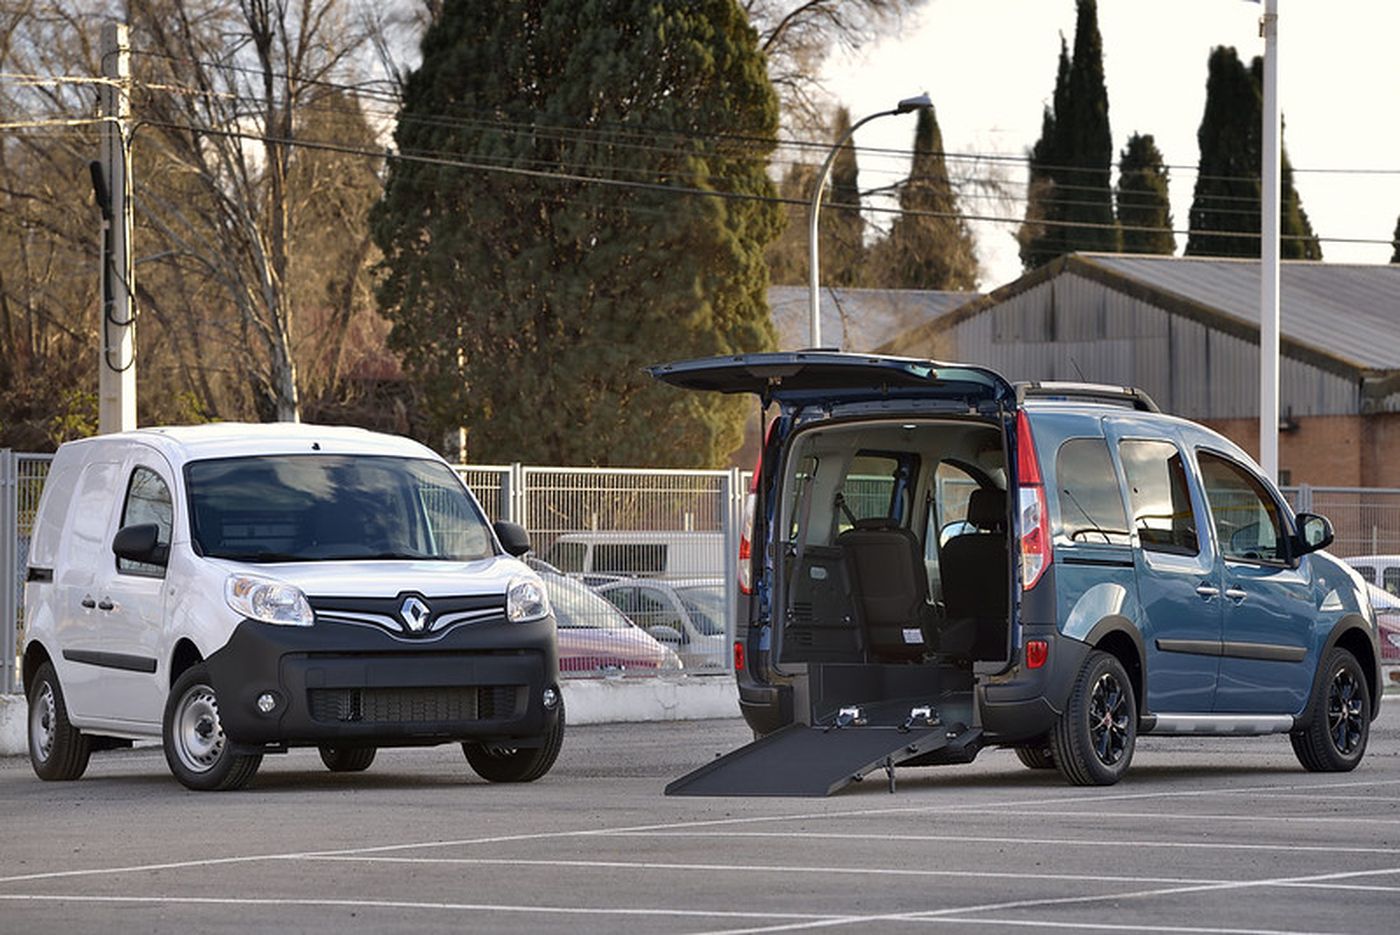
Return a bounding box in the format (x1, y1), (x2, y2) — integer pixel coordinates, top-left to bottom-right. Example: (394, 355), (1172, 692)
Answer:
(1018, 1), (1119, 270)
(372, 1), (782, 467)
(825, 107), (866, 287)
(874, 105), (979, 290)
(1115, 132), (1175, 255)
(1185, 47), (1321, 260)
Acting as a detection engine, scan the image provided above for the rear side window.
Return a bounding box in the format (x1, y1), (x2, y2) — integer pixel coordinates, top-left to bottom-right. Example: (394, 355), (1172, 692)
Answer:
(1118, 440), (1199, 555)
(1385, 568), (1400, 597)
(1055, 439), (1130, 546)
(118, 466), (173, 576)
(836, 451), (919, 533)
(592, 543), (666, 575)
(1355, 565), (1376, 585)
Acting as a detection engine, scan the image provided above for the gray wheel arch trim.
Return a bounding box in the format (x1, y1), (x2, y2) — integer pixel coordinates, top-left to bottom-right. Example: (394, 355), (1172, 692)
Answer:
(1299, 615), (1381, 728)
(1078, 615), (1148, 714)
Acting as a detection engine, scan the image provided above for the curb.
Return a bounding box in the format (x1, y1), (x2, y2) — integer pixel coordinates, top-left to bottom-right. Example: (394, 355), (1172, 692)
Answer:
(0, 677), (740, 757)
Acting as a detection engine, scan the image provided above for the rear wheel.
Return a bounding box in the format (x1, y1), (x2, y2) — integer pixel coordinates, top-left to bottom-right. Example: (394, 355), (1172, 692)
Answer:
(463, 701), (565, 783)
(163, 664), (262, 791)
(27, 662), (91, 781)
(1291, 647), (1370, 772)
(1014, 741), (1056, 770)
(1051, 650), (1136, 786)
(319, 745), (377, 772)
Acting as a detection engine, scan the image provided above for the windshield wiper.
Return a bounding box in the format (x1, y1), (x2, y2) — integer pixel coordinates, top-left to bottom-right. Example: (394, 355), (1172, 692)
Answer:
(211, 550), (306, 563)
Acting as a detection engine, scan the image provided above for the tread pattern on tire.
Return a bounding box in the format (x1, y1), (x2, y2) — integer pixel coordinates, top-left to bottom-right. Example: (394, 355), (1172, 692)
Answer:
(1290, 647), (1369, 773)
(1051, 650), (1136, 787)
(463, 699), (565, 783)
(29, 662), (91, 782)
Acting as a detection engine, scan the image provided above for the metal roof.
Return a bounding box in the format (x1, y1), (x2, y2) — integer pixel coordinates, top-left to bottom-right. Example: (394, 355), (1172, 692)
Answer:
(1068, 254), (1400, 372)
(768, 285), (977, 353)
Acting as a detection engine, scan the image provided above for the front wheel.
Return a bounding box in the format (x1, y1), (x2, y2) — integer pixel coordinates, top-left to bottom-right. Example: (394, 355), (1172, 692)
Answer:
(1291, 647), (1370, 772)
(28, 661), (91, 781)
(163, 664), (262, 791)
(1051, 650), (1136, 786)
(463, 701), (565, 783)
(319, 745), (377, 772)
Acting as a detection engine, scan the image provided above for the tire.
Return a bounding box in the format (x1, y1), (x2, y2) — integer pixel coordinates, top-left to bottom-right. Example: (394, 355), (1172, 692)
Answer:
(319, 745), (377, 772)
(1051, 650), (1137, 786)
(162, 664), (262, 791)
(27, 661), (91, 781)
(1014, 741), (1056, 770)
(462, 700), (565, 783)
(1290, 647), (1370, 773)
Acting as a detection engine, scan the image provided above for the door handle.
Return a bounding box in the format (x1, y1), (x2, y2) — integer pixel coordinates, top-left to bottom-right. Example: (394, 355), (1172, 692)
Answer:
(1224, 588), (1247, 603)
(1195, 584), (1220, 599)
(97, 599), (115, 611)
(80, 596), (96, 609)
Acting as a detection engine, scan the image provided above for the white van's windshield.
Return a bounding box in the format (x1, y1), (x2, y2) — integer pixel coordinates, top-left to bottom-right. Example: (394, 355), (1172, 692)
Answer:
(186, 455), (495, 563)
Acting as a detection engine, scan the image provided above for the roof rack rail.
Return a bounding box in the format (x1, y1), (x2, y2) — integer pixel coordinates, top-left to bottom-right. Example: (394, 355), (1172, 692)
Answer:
(1014, 381), (1160, 413)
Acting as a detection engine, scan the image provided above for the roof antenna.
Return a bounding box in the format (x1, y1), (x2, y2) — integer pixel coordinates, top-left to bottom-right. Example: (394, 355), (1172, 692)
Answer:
(1069, 356), (1087, 382)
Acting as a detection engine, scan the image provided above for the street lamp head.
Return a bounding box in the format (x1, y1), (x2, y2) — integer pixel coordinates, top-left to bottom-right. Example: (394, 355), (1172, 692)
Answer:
(895, 93), (933, 114)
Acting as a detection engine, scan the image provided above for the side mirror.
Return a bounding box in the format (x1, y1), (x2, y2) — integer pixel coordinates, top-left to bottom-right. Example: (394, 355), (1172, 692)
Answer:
(647, 624), (683, 645)
(1294, 512), (1334, 555)
(493, 520), (531, 557)
(112, 523), (165, 566)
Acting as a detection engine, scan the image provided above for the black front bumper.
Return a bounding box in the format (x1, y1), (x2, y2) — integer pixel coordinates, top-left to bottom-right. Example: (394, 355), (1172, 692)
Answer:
(206, 616), (560, 749)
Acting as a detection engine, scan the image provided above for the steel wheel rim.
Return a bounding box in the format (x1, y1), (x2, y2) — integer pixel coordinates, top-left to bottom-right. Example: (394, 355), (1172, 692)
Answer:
(174, 684), (225, 774)
(30, 682), (56, 762)
(1088, 671), (1130, 766)
(1326, 667), (1365, 755)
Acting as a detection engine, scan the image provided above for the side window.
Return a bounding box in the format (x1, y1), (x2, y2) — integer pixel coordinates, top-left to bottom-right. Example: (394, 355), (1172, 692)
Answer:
(1118, 440), (1199, 555)
(1055, 439), (1131, 546)
(935, 462), (979, 545)
(1385, 568), (1400, 597)
(634, 588), (684, 630)
(1355, 565), (1376, 586)
(118, 466), (173, 576)
(837, 453), (901, 529)
(785, 454), (819, 543)
(593, 543), (666, 576)
(1197, 452), (1287, 564)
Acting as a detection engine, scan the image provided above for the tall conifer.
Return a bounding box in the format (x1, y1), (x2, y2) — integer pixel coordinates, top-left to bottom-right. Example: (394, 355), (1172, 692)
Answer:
(1116, 133), (1175, 255)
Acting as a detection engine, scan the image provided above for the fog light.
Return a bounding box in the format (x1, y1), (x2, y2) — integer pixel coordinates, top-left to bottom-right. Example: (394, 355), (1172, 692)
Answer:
(256, 692), (278, 714)
(542, 687), (559, 709)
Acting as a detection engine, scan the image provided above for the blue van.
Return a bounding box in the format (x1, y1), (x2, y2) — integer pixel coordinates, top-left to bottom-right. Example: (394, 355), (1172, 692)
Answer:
(652, 353), (1381, 793)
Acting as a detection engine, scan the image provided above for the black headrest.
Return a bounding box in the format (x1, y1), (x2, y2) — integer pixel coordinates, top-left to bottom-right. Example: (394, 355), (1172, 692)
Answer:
(852, 516), (900, 531)
(967, 488), (1006, 531)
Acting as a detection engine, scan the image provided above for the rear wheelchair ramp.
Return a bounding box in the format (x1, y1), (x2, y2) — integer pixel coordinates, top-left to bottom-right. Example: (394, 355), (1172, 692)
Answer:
(666, 707), (982, 797)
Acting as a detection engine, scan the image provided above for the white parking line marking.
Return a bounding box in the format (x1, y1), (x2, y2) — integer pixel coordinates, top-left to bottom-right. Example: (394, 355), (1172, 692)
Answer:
(0, 894), (851, 923)
(910, 919), (1332, 934)
(911, 808), (1400, 827)
(611, 830), (1400, 857)
(307, 854), (1216, 887)
(686, 865), (1400, 935)
(1, 774), (1395, 887)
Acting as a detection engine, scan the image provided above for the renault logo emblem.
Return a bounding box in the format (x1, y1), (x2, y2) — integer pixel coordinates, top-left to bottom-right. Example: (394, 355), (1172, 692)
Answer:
(400, 596), (431, 632)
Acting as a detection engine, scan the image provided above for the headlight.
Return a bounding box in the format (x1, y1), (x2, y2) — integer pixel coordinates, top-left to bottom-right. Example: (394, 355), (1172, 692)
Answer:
(225, 574), (314, 627)
(506, 576), (550, 623)
(1386, 632), (1400, 650)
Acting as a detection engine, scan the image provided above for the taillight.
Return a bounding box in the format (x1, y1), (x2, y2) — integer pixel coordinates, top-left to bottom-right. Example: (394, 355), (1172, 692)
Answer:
(733, 639), (746, 671)
(1016, 411), (1051, 591)
(739, 421), (773, 596)
(1026, 639), (1048, 669)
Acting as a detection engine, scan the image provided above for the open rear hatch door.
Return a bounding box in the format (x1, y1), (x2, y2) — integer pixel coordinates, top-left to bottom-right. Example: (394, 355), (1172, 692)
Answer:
(648, 352), (1013, 409)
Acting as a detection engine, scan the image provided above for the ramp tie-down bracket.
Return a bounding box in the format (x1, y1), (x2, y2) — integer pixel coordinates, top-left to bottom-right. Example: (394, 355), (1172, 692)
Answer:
(825, 706), (867, 733)
(899, 705), (941, 733)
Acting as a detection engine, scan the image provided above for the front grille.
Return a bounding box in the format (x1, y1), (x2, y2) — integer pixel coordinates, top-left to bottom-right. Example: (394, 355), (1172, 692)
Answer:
(308, 685), (520, 723)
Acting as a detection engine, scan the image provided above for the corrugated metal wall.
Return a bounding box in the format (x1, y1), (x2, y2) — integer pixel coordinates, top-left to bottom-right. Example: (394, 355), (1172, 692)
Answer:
(946, 274), (1360, 419)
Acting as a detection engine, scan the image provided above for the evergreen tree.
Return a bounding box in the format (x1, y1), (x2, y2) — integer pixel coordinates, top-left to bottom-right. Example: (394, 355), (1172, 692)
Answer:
(872, 105), (979, 290)
(825, 107), (866, 287)
(1392, 215), (1400, 263)
(1018, 1), (1119, 270)
(372, 0), (782, 467)
(1185, 47), (1321, 259)
(1115, 133), (1175, 254)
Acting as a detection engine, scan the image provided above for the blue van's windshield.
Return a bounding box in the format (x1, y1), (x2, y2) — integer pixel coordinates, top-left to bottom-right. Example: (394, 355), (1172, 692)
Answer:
(186, 455), (495, 563)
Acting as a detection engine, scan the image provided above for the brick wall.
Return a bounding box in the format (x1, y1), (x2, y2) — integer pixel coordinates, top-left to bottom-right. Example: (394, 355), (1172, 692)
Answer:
(1202, 414), (1400, 487)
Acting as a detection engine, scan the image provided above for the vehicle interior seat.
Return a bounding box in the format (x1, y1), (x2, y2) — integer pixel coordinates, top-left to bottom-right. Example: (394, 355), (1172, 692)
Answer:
(837, 517), (940, 662)
(939, 487), (1009, 660)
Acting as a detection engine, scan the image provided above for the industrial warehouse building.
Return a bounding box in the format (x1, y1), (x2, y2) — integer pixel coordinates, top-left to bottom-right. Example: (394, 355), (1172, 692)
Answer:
(879, 253), (1400, 488)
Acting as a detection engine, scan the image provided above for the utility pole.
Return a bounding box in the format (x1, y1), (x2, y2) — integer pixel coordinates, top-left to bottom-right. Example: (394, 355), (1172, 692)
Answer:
(98, 22), (135, 434)
(1259, 0), (1280, 481)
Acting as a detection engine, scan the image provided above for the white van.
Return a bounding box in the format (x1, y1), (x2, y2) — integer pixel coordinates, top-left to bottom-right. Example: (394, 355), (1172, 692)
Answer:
(22, 423), (563, 791)
(542, 530), (724, 580)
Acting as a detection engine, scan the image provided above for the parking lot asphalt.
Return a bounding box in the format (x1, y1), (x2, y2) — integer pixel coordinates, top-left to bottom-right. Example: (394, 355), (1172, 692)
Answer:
(1, 701), (1398, 935)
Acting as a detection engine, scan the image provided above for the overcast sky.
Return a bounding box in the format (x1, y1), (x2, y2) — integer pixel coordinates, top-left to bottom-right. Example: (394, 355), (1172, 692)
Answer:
(820, 0), (1400, 290)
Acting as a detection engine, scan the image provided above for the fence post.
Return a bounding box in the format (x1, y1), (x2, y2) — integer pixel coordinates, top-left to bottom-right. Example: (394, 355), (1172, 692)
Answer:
(1296, 483), (1313, 513)
(721, 469), (741, 673)
(510, 463), (526, 526)
(1, 450), (16, 694)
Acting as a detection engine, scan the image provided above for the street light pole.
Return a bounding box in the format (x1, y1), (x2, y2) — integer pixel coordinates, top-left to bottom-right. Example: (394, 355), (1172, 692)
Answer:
(1259, 0), (1281, 481)
(807, 94), (932, 349)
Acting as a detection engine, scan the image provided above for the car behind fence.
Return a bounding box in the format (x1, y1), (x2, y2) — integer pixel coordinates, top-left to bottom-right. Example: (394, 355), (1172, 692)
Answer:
(5, 449), (1400, 694)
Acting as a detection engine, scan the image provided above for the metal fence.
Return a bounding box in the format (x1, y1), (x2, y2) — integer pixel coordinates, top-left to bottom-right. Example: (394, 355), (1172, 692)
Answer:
(1, 452), (741, 692)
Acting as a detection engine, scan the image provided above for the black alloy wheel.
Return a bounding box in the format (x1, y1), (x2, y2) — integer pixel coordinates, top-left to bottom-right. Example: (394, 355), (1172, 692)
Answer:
(1089, 670), (1132, 768)
(1051, 650), (1137, 786)
(1291, 646), (1370, 772)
